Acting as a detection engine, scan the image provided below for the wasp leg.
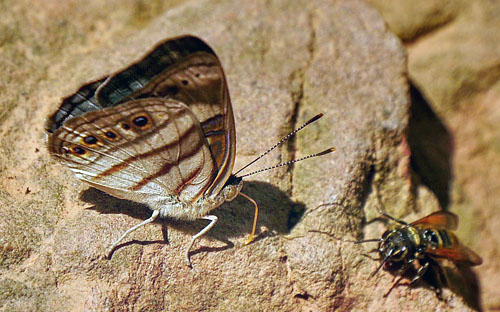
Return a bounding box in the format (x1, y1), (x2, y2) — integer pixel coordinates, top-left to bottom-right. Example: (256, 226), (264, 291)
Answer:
(380, 212), (409, 226)
(409, 261), (430, 285)
(384, 274), (406, 297)
(384, 261), (431, 297)
(373, 187), (409, 226)
(383, 261), (415, 297)
(427, 261), (445, 299)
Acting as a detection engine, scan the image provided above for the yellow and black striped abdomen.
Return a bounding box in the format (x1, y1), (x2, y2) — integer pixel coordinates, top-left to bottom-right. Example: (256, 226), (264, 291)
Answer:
(421, 228), (459, 250)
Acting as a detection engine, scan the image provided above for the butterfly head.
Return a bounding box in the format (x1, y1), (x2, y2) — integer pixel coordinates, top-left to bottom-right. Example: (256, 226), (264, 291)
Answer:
(222, 175), (243, 202)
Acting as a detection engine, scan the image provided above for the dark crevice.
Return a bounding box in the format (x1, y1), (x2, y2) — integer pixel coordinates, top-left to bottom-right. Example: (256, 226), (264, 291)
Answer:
(402, 14), (457, 44)
(407, 81), (453, 209)
(355, 163), (377, 238)
(360, 164), (377, 212)
(287, 72), (301, 168)
(287, 10), (316, 194)
(294, 292), (311, 300)
(406, 82), (481, 309)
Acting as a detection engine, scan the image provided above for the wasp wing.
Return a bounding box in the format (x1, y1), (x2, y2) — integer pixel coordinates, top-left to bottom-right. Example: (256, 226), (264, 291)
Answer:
(411, 211), (458, 230)
(427, 245), (483, 266)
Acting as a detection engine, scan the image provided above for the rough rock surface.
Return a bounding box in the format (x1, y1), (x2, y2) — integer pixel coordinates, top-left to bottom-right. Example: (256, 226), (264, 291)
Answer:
(0, 0), (489, 311)
(369, 0), (500, 310)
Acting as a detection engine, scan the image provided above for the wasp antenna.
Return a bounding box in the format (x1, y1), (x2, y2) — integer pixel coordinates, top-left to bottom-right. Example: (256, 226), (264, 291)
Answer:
(355, 238), (381, 244)
(234, 113), (324, 176)
(237, 147), (335, 178)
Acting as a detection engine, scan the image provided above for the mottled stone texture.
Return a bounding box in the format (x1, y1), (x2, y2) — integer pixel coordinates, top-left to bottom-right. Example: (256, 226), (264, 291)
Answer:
(369, 0), (500, 311)
(0, 0), (492, 311)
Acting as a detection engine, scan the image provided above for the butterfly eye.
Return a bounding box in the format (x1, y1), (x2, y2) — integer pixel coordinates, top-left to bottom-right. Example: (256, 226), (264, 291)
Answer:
(131, 114), (151, 130)
(82, 135), (99, 146)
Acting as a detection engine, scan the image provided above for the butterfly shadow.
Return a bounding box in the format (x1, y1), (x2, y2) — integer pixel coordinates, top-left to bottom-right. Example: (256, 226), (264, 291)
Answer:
(80, 180), (306, 258)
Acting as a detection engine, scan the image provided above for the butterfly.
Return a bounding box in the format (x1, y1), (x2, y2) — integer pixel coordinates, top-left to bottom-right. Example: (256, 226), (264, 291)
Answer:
(45, 35), (335, 265)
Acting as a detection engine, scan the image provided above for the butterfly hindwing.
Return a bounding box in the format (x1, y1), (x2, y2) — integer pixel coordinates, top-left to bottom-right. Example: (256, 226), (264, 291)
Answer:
(48, 98), (216, 210)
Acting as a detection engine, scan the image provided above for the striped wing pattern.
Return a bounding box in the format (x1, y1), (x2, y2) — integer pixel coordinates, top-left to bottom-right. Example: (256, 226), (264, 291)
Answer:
(48, 99), (215, 208)
(46, 36), (236, 211)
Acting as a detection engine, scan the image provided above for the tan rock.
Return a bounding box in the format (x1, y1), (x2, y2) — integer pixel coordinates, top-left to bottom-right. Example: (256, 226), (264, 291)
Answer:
(370, 0), (500, 310)
(0, 0), (481, 311)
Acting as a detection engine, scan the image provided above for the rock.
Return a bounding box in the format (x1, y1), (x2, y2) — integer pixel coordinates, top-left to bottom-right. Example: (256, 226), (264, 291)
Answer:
(370, 0), (500, 310)
(366, 0), (462, 42)
(0, 0), (478, 311)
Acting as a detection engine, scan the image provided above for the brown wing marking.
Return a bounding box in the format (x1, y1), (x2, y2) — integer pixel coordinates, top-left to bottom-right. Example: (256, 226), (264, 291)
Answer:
(131, 143), (203, 192)
(95, 124), (199, 180)
(199, 114), (226, 168)
(121, 52), (232, 181)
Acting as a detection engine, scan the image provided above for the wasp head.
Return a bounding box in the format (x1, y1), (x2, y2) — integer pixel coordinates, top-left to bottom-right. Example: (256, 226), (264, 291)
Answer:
(379, 228), (415, 266)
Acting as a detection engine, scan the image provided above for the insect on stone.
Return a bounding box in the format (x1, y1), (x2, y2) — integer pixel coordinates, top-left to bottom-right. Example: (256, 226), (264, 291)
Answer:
(45, 35), (335, 266)
(357, 209), (482, 297)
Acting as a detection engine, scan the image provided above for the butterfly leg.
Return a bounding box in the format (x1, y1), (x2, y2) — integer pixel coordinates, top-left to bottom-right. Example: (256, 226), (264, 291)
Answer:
(239, 192), (259, 245)
(105, 210), (160, 258)
(185, 215), (218, 267)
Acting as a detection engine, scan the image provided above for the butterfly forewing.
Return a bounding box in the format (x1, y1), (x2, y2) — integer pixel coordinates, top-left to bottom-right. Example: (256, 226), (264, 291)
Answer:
(95, 36), (215, 106)
(45, 77), (108, 134)
(95, 36), (235, 197)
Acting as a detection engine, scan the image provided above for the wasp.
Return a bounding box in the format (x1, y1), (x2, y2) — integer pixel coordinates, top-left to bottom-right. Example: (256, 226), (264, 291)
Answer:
(358, 210), (483, 297)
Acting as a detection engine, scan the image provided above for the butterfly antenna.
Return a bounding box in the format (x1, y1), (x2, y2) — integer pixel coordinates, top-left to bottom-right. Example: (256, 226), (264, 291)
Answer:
(234, 113), (324, 176)
(237, 147), (335, 178)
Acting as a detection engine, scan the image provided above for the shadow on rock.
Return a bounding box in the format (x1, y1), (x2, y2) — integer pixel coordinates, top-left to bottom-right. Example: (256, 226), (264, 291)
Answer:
(407, 81), (481, 310)
(444, 264), (482, 311)
(80, 180), (306, 253)
(408, 81), (453, 209)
